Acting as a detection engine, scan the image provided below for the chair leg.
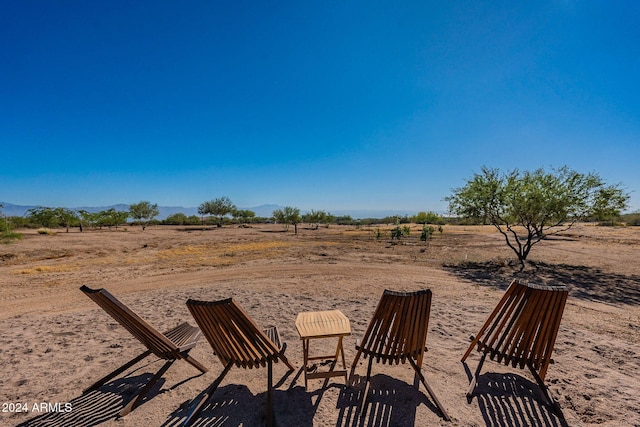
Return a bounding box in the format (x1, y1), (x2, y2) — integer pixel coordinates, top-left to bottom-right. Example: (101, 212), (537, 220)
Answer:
(278, 349), (295, 372)
(528, 364), (565, 420)
(180, 351), (208, 374)
(466, 353), (487, 398)
(182, 361), (233, 427)
(267, 359), (274, 427)
(408, 357), (451, 421)
(359, 356), (374, 416)
(84, 350), (152, 393)
(348, 348), (364, 386)
(120, 359), (175, 416)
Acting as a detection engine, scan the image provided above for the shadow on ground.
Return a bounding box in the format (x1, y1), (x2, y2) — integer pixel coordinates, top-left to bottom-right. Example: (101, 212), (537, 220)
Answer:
(445, 261), (640, 305)
(17, 374), (158, 427)
(335, 374), (435, 427)
(163, 383), (316, 427)
(471, 371), (568, 427)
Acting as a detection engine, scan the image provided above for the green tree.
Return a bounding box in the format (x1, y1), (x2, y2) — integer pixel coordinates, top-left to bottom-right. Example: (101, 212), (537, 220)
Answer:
(232, 209), (256, 224)
(27, 207), (79, 231)
(335, 215), (354, 225)
(164, 212), (189, 225)
(77, 210), (98, 230)
(129, 201), (159, 230)
(53, 207), (79, 232)
(302, 209), (333, 229)
(273, 206), (301, 234)
(198, 197), (236, 227)
(99, 208), (129, 230)
(412, 211), (445, 225)
(27, 207), (60, 228)
(447, 166), (629, 269)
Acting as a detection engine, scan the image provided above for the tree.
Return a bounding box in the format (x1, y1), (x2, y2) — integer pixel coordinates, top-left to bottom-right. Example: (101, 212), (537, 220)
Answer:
(27, 207), (60, 229)
(164, 212), (188, 225)
(302, 209), (332, 229)
(77, 210), (97, 230)
(97, 208), (129, 230)
(198, 197), (236, 227)
(26, 207), (79, 232)
(335, 215), (354, 225)
(232, 209), (256, 224)
(446, 166), (629, 269)
(412, 211), (445, 225)
(53, 207), (79, 232)
(272, 206), (301, 234)
(129, 201), (159, 230)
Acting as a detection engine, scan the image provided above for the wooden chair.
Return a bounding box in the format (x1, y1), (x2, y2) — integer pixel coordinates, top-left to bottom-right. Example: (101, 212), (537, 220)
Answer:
(80, 285), (208, 416)
(461, 279), (568, 416)
(348, 289), (450, 421)
(182, 298), (295, 427)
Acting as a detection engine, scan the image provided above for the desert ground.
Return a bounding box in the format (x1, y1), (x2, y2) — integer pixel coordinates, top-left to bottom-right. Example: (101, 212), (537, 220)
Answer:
(1, 223), (639, 427)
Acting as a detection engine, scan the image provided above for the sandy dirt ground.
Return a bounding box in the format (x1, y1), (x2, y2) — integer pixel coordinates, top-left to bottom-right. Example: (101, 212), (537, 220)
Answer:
(1, 223), (639, 427)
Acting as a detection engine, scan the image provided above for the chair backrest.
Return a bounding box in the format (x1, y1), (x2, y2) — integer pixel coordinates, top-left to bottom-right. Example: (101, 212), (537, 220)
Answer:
(186, 298), (281, 369)
(80, 285), (178, 358)
(358, 289), (432, 365)
(462, 279), (568, 380)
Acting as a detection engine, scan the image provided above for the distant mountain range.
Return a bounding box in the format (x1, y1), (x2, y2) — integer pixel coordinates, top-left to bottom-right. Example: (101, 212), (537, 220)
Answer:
(0, 202), (418, 220)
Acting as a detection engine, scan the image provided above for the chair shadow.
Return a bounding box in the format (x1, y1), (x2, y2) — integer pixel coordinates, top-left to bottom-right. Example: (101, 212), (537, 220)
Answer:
(336, 374), (434, 427)
(17, 373), (161, 427)
(163, 383), (316, 427)
(471, 372), (568, 427)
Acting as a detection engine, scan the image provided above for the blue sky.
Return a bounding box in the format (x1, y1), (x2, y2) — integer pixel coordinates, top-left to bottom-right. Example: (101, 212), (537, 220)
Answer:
(2, 1), (639, 214)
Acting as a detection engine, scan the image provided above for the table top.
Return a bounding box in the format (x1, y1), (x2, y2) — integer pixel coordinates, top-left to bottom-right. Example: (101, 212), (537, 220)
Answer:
(295, 309), (351, 339)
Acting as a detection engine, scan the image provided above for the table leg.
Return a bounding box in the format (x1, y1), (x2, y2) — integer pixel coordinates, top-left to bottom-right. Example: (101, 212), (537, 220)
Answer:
(338, 336), (347, 370)
(302, 338), (309, 390)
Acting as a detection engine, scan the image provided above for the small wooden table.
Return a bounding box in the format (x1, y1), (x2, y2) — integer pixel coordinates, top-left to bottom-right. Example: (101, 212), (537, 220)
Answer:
(295, 309), (351, 390)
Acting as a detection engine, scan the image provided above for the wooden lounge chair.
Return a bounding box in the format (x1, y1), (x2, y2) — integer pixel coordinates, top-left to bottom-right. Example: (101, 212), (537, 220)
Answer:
(80, 285), (208, 416)
(348, 289), (450, 421)
(182, 298), (295, 427)
(461, 279), (568, 416)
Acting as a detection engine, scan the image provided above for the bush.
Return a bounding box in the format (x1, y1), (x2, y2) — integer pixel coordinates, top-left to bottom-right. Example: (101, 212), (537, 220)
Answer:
(621, 213), (640, 226)
(1, 230), (22, 243)
(420, 225), (435, 241)
(373, 227), (383, 239)
(37, 228), (54, 235)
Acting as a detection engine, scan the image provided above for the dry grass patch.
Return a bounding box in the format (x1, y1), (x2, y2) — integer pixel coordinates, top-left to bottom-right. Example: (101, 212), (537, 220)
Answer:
(14, 264), (79, 274)
(153, 241), (298, 267)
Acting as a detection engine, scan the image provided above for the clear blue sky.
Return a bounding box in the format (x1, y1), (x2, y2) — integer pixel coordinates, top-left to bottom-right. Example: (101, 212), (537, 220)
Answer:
(2, 1), (639, 213)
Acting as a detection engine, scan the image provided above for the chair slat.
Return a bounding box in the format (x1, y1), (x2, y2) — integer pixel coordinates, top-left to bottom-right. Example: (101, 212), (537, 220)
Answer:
(186, 298), (283, 368)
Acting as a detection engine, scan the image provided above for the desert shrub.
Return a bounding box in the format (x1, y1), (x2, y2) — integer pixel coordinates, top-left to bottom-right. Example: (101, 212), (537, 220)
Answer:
(420, 225), (435, 241)
(373, 227), (383, 239)
(621, 213), (640, 226)
(37, 228), (54, 235)
(1, 230), (22, 243)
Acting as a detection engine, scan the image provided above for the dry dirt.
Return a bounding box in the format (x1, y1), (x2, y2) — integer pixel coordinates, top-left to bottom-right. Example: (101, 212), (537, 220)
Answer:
(1, 223), (639, 426)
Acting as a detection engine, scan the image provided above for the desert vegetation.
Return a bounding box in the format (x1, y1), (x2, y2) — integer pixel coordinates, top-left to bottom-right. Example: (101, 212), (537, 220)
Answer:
(447, 166), (629, 269)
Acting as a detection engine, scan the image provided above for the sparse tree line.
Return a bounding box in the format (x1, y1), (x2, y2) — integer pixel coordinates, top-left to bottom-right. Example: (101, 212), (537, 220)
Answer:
(1, 166), (635, 269)
(1, 197), (452, 234)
